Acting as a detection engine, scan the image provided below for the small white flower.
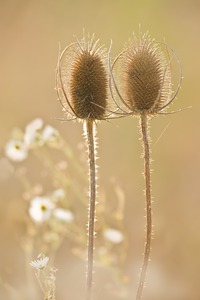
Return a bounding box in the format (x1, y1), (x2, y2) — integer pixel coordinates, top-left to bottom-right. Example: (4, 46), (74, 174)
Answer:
(52, 188), (65, 200)
(29, 196), (55, 223)
(24, 118), (43, 147)
(53, 208), (74, 222)
(26, 118), (43, 133)
(42, 125), (59, 142)
(103, 228), (124, 244)
(5, 139), (28, 161)
(30, 253), (49, 270)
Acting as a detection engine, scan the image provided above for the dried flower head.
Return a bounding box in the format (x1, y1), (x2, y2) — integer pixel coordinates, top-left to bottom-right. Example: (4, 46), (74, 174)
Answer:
(56, 34), (113, 121)
(109, 32), (182, 116)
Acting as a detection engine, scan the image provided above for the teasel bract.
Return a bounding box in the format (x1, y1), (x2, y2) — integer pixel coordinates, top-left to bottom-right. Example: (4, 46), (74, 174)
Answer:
(109, 32), (182, 300)
(56, 33), (116, 300)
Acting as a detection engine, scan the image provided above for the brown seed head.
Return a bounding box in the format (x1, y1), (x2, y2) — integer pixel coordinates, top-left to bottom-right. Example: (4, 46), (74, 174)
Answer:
(57, 35), (108, 121)
(70, 49), (107, 120)
(121, 34), (172, 114)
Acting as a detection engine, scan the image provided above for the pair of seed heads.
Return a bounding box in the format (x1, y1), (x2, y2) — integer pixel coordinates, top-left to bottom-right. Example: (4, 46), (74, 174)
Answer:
(56, 33), (182, 119)
(55, 33), (182, 300)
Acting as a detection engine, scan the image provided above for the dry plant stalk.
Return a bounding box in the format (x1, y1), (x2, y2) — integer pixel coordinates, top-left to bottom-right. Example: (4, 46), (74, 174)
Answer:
(109, 32), (182, 299)
(138, 113), (152, 299)
(56, 33), (110, 300)
(84, 120), (96, 299)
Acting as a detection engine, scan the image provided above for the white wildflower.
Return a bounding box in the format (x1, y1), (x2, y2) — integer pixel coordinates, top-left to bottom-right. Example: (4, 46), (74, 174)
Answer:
(42, 125), (59, 142)
(24, 118), (43, 147)
(29, 196), (55, 223)
(52, 188), (65, 200)
(53, 208), (74, 222)
(25, 118), (43, 133)
(30, 253), (49, 270)
(5, 139), (28, 161)
(103, 228), (124, 244)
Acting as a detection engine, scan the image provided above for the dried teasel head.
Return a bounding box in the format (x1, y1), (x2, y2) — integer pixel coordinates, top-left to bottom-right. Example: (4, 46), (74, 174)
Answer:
(109, 32), (182, 116)
(56, 34), (112, 121)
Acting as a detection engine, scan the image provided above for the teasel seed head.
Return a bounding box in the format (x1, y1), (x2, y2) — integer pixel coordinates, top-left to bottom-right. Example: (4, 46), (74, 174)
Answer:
(109, 32), (182, 116)
(70, 50), (107, 120)
(56, 34), (109, 121)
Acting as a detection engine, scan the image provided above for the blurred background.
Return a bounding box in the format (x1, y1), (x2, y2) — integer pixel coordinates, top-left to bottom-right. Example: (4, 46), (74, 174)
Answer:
(0, 0), (200, 299)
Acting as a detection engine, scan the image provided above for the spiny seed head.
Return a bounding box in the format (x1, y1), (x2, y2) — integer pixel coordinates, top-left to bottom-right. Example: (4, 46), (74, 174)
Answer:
(121, 33), (172, 114)
(58, 34), (108, 121)
(70, 50), (107, 120)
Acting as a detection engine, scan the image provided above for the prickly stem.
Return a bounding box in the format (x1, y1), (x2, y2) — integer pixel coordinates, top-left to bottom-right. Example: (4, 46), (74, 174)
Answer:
(136, 113), (152, 300)
(84, 120), (97, 300)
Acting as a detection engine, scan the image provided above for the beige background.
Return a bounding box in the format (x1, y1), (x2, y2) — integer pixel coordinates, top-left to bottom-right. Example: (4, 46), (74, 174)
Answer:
(0, 0), (200, 299)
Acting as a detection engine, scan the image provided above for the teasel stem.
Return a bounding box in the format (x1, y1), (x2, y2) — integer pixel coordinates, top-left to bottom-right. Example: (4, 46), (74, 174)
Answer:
(136, 112), (152, 300)
(84, 119), (97, 300)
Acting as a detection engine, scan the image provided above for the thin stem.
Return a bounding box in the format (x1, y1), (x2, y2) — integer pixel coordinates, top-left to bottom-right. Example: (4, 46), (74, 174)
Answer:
(136, 113), (152, 300)
(84, 120), (97, 300)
